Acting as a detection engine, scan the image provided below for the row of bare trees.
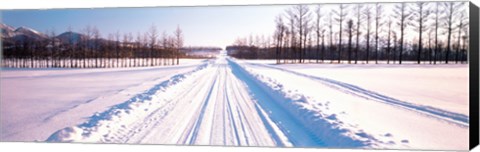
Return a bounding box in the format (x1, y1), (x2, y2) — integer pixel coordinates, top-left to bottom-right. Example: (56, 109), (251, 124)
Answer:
(228, 2), (469, 65)
(2, 25), (184, 68)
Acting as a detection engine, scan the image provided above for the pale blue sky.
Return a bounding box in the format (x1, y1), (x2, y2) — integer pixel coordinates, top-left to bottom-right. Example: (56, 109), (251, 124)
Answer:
(2, 5), (289, 47)
(1, 2), (469, 47)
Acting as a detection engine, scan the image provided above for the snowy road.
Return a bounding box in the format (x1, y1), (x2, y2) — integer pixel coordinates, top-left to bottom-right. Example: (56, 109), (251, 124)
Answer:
(47, 55), (338, 147)
(2, 54), (467, 150)
(108, 58), (287, 146)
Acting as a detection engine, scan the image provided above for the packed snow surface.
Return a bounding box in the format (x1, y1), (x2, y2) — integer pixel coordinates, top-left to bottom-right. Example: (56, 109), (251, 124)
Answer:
(0, 55), (468, 150)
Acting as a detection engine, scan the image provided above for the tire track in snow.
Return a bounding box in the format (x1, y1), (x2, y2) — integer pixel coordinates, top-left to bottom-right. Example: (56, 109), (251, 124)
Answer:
(175, 59), (281, 146)
(135, 64), (220, 144)
(247, 63), (469, 127)
(119, 67), (215, 143)
(183, 66), (220, 145)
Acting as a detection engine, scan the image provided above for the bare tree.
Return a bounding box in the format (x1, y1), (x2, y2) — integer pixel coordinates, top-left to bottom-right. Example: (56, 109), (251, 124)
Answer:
(291, 5), (311, 63)
(65, 26), (75, 68)
(334, 4), (348, 63)
(374, 3), (384, 64)
(168, 35), (176, 65)
(107, 33), (114, 68)
(147, 25), (158, 66)
(411, 2), (430, 64)
(442, 2), (462, 64)
(455, 11), (468, 63)
(314, 5), (323, 63)
(134, 32), (143, 67)
(50, 29), (58, 68)
(275, 15), (286, 64)
(285, 9), (297, 63)
(307, 32), (314, 63)
(461, 27), (469, 63)
(393, 2), (411, 64)
(354, 4), (363, 64)
(392, 31), (398, 63)
(114, 31), (121, 67)
(328, 12), (334, 63)
(364, 5), (373, 63)
(142, 32), (149, 66)
(347, 19), (354, 64)
(92, 26), (100, 68)
(427, 28), (433, 64)
(46, 29), (53, 68)
(302, 21), (312, 63)
(320, 29), (326, 63)
(174, 25), (183, 65)
(82, 26), (92, 68)
(282, 30), (290, 63)
(432, 2), (440, 64)
(123, 32), (132, 67)
(161, 31), (169, 65)
(386, 19), (393, 64)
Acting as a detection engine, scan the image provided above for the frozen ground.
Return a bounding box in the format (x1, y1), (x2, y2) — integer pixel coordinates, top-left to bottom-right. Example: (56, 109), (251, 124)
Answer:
(0, 55), (469, 150)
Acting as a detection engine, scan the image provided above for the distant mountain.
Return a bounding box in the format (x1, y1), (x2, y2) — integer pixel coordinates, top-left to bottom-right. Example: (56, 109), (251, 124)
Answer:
(1, 23), (51, 42)
(0, 23), (89, 44)
(0, 23), (16, 38)
(2, 23), (118, 46)
(13, 26), (48, 41)
(56, 31), (86, 44)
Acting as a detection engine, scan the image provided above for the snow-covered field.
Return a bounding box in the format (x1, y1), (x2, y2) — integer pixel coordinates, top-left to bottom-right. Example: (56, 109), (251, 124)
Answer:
(245, 60), (469, 115)
(239, 59), (469, 150)
(0, 54), (469, 150)
(1, 59), (206, 141)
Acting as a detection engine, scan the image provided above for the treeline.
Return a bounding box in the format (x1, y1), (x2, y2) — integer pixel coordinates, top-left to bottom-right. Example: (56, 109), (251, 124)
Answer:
(1, 25), (184, 68)
(228, 2), (469, 64)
